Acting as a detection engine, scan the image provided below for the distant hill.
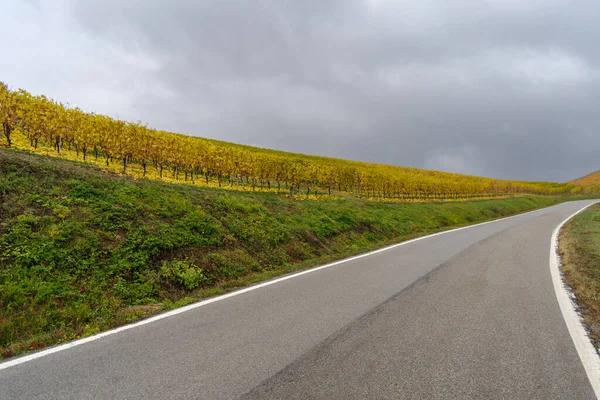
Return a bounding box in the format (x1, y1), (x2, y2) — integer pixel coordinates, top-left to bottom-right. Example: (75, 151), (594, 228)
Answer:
(570, 171), (600, 188)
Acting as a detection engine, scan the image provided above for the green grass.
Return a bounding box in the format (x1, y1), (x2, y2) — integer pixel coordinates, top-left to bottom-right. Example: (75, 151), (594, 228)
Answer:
(0, 148), (591, 358)
(559, 203), (600, 347)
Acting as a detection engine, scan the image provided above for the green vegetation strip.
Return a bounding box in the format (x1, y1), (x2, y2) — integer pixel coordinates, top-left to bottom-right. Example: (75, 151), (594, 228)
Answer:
(0, 149), (590, 358)
(560, 203), (600, 348)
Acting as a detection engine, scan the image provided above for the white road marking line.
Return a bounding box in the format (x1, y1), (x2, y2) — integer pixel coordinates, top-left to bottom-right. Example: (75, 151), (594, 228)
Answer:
(550, 201), (600, 398)
(0, 202), (576, 370)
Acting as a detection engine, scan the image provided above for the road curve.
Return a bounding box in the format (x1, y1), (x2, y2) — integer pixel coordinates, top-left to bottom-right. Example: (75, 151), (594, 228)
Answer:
(1, 200), (597, 399)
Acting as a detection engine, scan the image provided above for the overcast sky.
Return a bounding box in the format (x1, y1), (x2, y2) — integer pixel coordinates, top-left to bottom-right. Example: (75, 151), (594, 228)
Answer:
(2, 0), (599, 181)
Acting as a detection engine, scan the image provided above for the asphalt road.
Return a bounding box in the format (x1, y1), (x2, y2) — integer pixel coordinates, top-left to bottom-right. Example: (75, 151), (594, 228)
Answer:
(1, 200), (597, 399)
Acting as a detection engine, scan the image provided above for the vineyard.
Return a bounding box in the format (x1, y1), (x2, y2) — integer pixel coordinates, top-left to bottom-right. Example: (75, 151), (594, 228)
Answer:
(0, 82), (584, 200)
(570, 171), (600, 191)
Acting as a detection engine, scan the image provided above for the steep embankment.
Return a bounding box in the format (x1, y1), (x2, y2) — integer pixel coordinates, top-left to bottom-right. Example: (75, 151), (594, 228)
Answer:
(0, 149), (585, 358)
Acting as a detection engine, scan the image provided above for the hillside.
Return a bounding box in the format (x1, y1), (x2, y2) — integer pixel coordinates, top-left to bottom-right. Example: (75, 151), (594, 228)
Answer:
(0, 149), (583, 358)
(0, 83), (581, 200)
(571, 171), (600, 189)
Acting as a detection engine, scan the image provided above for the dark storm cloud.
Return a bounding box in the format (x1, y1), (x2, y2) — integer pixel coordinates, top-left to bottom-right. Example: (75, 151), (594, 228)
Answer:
(4, 0), (600, 181)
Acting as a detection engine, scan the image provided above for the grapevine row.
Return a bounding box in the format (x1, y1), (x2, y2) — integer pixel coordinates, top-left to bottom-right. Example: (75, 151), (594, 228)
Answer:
(0, 83), (581, 199)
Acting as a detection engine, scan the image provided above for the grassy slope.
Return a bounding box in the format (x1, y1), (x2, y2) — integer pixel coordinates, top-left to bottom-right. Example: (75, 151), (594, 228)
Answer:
(0, 149), (586, 358)
(560, 203), (600, 347)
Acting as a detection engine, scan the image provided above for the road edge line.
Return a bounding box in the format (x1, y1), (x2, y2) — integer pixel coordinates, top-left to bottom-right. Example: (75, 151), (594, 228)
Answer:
(0, 201), (581, 370)
(550, 201), (600, 398)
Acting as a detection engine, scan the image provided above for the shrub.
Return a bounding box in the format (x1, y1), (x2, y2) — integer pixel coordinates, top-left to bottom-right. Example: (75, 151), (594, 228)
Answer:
(160, 260), (207, 290)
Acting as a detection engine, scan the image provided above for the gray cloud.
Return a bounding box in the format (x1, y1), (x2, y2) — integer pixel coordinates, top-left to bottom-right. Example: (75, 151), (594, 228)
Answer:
(3, 0), (600, 181)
